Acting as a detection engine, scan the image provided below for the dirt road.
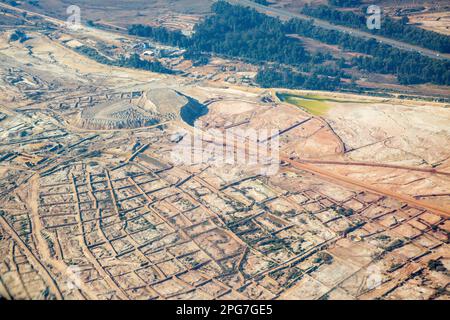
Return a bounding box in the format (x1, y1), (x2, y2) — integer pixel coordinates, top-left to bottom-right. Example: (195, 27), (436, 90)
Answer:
(281, 156), (450, 218)
(176, 120), (449, 217)
(0, 215), (64, 299)
(295, 159), (450, 177)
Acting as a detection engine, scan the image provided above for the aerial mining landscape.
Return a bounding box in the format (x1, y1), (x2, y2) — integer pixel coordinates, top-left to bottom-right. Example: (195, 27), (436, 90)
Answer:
(0, 0), (449, 301)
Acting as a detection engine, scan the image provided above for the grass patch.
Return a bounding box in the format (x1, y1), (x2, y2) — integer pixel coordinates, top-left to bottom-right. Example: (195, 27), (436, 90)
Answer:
(277, 92), (373, 116)
(277, 93), (330, 116)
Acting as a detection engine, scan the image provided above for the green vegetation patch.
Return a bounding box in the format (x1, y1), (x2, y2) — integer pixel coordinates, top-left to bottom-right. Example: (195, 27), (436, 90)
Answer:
(277, 92), (376, 115)
(129, 1), (450, 88)
(277, 93), (331, 116)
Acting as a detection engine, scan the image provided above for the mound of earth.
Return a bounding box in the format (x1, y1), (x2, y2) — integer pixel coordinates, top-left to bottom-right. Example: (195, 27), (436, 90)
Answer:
(76, 100), (162, 130)
(75, 88), (200, 129)
(142, 88), (209, 126)
(140, 88), (189, 119)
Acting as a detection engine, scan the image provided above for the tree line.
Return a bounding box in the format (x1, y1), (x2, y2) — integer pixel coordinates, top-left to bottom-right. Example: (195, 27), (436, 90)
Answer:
(256, 64), (341, 90)
(329, 0), (361, 7)
(129, 2), (341, 90)
(128, 1), (450, 88)
(301, 4), (450, 53)
(285, 15), (450, 85)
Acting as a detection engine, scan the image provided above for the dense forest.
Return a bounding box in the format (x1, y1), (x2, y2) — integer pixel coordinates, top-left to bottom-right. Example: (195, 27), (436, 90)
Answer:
(256, 64), (341, 90)
(301, 4), (450, 54)
(128, 25), (189, 48)
(189, 3), (312, 65)
(285, 15), (450, 85)
(128, 3), (342, 90)
(130, 5), (314, 66)
(128, 1), (450, 88)
(252, 0), (269, 5)
(329, 0), (361, 7)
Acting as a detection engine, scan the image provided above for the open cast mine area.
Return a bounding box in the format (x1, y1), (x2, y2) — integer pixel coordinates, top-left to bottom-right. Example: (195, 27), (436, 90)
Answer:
(0, 0), (448, 301)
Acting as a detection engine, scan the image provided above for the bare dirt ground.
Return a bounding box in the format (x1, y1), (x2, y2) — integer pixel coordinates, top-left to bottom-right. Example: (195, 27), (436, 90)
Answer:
(408, 11), (450, 36)
(273, 89), (450, 210)
(0, 3), (448, 301)
(15, 0), (212, 30)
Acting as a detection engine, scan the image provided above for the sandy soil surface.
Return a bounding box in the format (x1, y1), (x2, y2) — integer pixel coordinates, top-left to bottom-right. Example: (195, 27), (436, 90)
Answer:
(408, 11), (450, 36)
(0, 8), (449, 300)
(277, 89), (450, 210)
